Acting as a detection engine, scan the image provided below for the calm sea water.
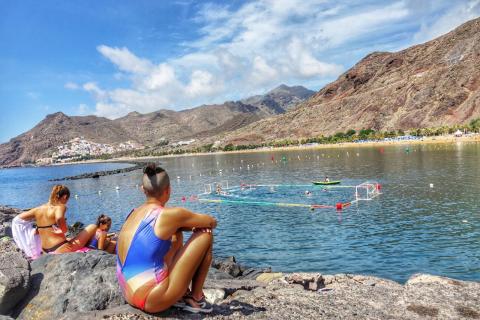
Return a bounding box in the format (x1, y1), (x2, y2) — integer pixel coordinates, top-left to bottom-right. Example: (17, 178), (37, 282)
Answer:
(1, 143), (479, 283)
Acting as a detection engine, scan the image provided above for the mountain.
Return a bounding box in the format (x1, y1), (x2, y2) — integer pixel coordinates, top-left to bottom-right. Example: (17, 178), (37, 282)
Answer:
(0, 85), (313, 166)
(241, 84), (315, 115)
(217, 17), (480, 145)
(0, 113), (132, 166)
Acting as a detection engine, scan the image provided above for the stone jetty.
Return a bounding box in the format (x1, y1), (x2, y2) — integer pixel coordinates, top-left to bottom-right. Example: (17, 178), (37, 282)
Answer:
(49, 164), (144, 181)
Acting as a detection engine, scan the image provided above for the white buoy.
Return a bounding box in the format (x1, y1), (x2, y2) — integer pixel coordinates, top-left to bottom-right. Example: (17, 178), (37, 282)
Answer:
(74, 194), (79, 199)
(115, 186), (120, 190)
(429, 183), (434, 188)
(177, 176), (180, 180)
(98, 190), (102, 194)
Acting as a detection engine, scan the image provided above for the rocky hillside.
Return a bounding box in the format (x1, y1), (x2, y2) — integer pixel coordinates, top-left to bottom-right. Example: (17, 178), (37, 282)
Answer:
(0, 85), (313, 166)
(218, 17), (480, 145)
(0, 113), (132, 166)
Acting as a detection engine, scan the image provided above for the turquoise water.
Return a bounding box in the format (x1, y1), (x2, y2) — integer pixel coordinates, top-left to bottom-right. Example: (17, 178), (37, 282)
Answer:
(1, 143), (479, 283)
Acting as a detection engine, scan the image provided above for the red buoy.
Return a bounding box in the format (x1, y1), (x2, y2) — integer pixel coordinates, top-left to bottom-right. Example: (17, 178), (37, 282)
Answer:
(336, 203), (343, 210)
(376, 184), (382, 191)
(181, 196), (186, 202)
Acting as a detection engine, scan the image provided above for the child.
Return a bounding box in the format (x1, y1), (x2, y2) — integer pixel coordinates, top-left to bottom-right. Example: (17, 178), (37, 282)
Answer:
(89, 214), (116, 254)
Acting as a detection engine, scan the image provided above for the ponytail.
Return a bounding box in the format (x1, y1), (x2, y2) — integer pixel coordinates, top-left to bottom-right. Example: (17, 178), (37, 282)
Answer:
(49, 185), (70, 205)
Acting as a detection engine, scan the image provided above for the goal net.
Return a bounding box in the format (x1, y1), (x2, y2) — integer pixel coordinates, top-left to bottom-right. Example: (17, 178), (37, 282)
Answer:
(355, 182), (381, 201)
(203, 181), (229, 194)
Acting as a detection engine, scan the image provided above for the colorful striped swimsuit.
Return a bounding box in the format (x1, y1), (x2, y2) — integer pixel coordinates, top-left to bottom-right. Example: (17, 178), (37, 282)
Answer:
(116, 207), (172, 310)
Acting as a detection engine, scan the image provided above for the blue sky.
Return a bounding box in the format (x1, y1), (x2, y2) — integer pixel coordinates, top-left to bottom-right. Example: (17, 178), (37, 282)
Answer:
(1, 0), (479, 142)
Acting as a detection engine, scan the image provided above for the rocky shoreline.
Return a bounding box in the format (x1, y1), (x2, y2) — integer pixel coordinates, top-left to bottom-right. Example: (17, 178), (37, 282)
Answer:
(49, 163), (144, 181)
(1, 206), (479, 320)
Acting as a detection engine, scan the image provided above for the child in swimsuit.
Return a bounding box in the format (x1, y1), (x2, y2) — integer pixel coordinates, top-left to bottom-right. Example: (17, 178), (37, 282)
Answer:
(89, 214), (116, 254)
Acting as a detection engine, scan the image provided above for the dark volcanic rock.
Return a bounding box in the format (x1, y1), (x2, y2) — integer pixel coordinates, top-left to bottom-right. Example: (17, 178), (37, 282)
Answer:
(15, 251), (124, 320)
(50, 164), (143, 181)
(0, 238), (30, 315)
(0, 206), (21, 239)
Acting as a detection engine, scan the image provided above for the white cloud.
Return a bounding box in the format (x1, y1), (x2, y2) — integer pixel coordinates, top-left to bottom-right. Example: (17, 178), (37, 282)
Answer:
(64, 82), (79, 90)
(79, 0), (480, 119)
(97, 45), (152, 74)
(77, 104), (91, 115)
(413, 0), (480, 43)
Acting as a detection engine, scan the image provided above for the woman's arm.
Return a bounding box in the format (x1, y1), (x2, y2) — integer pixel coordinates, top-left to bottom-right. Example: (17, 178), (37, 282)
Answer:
(97, 232), (107, 250)
(157, 207), (217, 237)
(18, 208), (36, 221)
(54, 205), (68, 233)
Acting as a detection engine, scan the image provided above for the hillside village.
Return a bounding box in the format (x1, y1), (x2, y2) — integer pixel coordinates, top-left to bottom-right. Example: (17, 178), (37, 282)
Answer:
(36, 137), (143, 165)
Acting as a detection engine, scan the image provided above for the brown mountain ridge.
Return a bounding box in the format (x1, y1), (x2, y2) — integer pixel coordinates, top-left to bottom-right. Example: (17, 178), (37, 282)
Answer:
(215, 17), (480, 146)
(0, 85), (314, 166)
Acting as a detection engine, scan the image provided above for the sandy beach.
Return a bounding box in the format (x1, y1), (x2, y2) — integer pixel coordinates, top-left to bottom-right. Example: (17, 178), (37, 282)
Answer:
(80, 133), (480, 164)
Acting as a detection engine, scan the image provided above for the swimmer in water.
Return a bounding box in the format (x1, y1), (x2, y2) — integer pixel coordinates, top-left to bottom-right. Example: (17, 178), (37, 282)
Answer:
(215, 185), (222, 194)
(305, 190), (312, 196)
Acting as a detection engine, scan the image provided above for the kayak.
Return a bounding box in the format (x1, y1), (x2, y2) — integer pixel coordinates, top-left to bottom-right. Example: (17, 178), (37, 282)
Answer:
(312, 181), (341, 185)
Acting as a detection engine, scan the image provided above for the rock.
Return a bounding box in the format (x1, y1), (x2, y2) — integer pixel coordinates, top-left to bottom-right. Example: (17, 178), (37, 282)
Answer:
(66, 221), (85, 238)
(204, 279), (266, 296)
(0, 207), (21, 239)
(14, 251), (125, 320)
(256, 272), (283, 283)
(49, 165), (143, 181)
(0, 238), (30, 315)
(323, 275), (335, 285)
(219, 262), (242, 277)
(400, 273), (480, 319)
(285, 273), (325, 291)
(240, 267), (272, 280)
(208, 267), (234, 280)
(204, 288), (225, 304)
(217, 259), (242, 278)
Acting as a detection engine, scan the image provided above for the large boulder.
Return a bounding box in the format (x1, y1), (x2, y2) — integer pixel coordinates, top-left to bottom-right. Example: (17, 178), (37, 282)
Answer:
(0, 206), (21, 239)
(15, 251), (125, 320)
(0, 238), (30, 315)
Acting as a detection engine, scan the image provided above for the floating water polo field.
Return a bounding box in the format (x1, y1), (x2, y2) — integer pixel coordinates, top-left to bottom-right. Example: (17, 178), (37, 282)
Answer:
(192, 181), (382, 211)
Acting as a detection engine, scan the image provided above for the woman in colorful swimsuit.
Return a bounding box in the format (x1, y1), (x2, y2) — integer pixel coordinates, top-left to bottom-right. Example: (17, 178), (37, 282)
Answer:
(17, 185), (98, 253)
(116, 163), (217, 314)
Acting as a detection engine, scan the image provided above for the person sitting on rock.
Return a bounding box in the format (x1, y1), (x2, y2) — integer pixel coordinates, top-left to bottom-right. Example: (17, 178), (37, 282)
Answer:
(116, 163), (217, 314)
(89, 214), (116, 254)
(16, 185), (98, 254)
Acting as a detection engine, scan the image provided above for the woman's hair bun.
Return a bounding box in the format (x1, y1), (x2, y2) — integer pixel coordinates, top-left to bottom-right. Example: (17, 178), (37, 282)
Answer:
(144, 163), (157, 177)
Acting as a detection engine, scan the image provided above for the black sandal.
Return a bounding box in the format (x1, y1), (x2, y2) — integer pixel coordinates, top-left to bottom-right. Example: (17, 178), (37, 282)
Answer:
(182, 294), (213, 313)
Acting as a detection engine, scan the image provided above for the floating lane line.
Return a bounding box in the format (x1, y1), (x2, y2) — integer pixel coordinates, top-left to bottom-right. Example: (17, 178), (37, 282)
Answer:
(228, 184), (357, 189)
(197, 198), (335, 209)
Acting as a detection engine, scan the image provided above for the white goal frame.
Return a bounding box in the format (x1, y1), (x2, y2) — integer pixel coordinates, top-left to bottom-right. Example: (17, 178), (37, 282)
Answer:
(355, 182), (381, 202)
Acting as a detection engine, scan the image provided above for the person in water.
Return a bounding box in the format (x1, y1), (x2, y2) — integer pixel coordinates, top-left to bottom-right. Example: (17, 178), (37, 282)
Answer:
(89, 214), (116, 254)
(17, 185), (98, 253)
(116, 163), (217, 314)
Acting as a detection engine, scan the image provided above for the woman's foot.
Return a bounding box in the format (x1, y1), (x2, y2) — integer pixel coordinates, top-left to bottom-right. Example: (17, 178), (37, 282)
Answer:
(182, 296), (213, 313)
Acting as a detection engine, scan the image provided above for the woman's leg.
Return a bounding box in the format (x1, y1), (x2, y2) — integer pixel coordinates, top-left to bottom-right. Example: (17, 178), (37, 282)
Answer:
(57, 224), (97, 252)
(191, 241), (212, 300)
(106, 240), (116, 254)
(144, 231), (213, 313)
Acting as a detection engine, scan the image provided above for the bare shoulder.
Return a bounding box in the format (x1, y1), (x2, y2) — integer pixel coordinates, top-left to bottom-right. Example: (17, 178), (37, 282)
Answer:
(161, 207), (188, 217)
